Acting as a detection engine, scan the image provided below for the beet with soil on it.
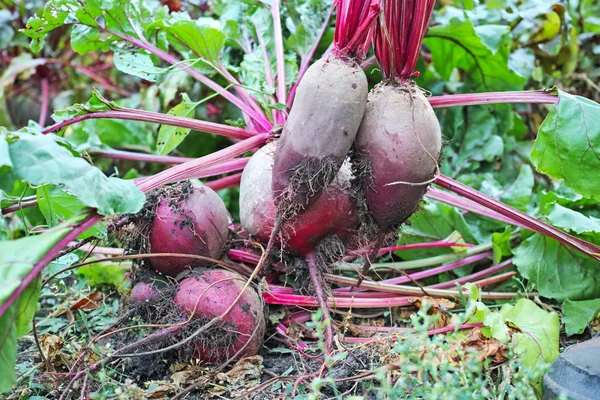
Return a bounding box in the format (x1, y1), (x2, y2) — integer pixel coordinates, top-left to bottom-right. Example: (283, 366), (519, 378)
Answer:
(353, 0), (442, 239)
(271, 0), (379, 217)
(240, 142), (358, 257)
(148, 182), (229, 276)
(173, 269), (265, 363)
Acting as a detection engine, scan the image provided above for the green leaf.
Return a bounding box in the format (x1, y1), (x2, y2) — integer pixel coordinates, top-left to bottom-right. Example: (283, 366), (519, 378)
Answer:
(501, 299), (559, 378)
(0, 226), (70, 305)
(491, 226), (512, 264)
(22, 2), (70, 53)
(398, 201), (479, 261)
(37, 186), (107, 239)
(474, 24), (510, 54)
(9, 132), (144, 216)
(156, 94), (201, 155)
(113, 50), (168, 82)
(78, 263), (127, 289)
(545, 203), (600, 237)
(531, 90), (600, 200)
(15, 277), (41, 337)
(514, 234), (600, 301)
(70, 24), (113, 54)
(425, 18), (526, 91)
(0, 220), (81, 392)
(0, 305), (17, 393)
(0, 133), (12, 173)
(562, 299), (600, 336)
(500, 165), (534, 211)
(51, 90), (117, 123)
(165, 21), (226, 64)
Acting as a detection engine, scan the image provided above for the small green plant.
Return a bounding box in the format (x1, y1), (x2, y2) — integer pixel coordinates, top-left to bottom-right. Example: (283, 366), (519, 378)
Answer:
(368, 305), (546, 400)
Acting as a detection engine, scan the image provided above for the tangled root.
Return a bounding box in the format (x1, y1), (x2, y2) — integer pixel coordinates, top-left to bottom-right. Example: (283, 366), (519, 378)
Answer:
(276, 157), (339, 220)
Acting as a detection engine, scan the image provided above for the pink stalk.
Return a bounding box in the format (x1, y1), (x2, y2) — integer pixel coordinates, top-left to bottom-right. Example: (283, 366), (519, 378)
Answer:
(90, 149), (194, 164)
(136, 133), (269, 192)
(435, 175), (600, 261)
(324, 273), (519, 300)
(430, 258), (513, 289)
(286, 5), (335, 107)
(350, 239), (473, 256)
(0, 214), (101, 318)
(205, 173), (242, 191)
(254, 26), (277, 123)
(335, 251), (493, 293)
(39, 78), (49, 127)
(227, 249), (261, 265)
(2, 198), (39, 215)
(271, 0), (287, 111)
(96, 27), (271, 131)
(360, 55), (377, 70)
(176, 158), (249, 181)
(132, 158), (248, 186)
(428, 91), (557, 108)
(426, 187), (526, 229)
(42, 109), (255, 140)
(263, 291), (416, 308)
(472, 271), (517, 287)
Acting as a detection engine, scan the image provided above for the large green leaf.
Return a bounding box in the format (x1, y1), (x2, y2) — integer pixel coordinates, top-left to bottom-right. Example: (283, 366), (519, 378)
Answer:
(545, 203), (600, 239)
(531, 90), (600, 200)
(165, 21), (226, 65)
(7, 132), (144, 216)
(514, 234), (600, 301)
(425, 18), (526, 91)
(501, 299), (559, 376)
(562, 298), (600, 336)
(23, 0), (163, 54)
(0, 305), (18, 393)
(0, 225), (74, 393)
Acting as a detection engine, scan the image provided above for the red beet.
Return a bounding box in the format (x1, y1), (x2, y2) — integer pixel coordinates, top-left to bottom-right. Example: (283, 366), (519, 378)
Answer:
(173, 269), (265, 363)
(272, 57), (368, 213)
(129, 274), (169, 304)
(130, 282), (161, 304)
(354, 84), (442, 232)
(271, 0), (379, 215)
(240, 142), (358, 256)
(149, 183), (229, 276)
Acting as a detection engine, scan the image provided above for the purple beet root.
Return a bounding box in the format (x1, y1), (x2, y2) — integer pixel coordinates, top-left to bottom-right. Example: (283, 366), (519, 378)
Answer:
(354, 83), (442, 232)
(272, 57), (368, 214)
(240, 142), (358, 256)
(173, 269), (265, 363)
(149, 183), (229, 276)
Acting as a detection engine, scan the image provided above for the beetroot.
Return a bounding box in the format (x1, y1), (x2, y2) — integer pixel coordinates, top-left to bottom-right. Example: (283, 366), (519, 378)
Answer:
(173, 269), (265, 363)
(130, 281), (161, 304)
(354, 84), (442, 232)
(353, 0), (441, 236)
(271, 0), (378, 215)
(240, 142), (358, 256)
(272, 58), (368, 213)
(149, 183), (229, 276)
(129, 274), (170, 304)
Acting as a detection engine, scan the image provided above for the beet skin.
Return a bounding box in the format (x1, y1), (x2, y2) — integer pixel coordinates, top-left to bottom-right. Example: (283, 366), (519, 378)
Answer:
(149, 184), (229, 276)
(174, 269), (265, 363)
(240, 142), (358, 256)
